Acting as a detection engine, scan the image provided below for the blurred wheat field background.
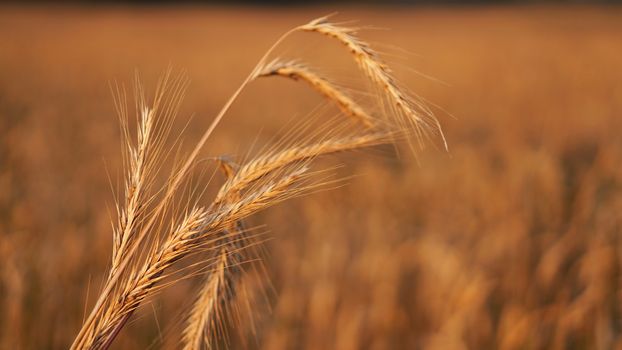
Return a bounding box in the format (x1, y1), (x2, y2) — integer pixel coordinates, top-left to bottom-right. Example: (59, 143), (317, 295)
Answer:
(1, 5), (622, 349)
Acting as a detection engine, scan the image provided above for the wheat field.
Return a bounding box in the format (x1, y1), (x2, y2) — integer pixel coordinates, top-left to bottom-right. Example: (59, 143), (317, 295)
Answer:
(1, 5), (622, 349)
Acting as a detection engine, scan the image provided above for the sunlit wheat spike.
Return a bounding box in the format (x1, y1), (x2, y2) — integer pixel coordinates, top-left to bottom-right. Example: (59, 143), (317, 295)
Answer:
(183, 158), (256, 350)
(216, 131), (392, 203)
(111, 103), (151, 276)
(85, 207), (210, 350)
(182, 222), (246, 350)
(210, 166), (311, 232)
(256, 59), (376, 129)
(298, 16), (447, 150)
(82, 166), (311, 350)
(110, 72), (189, 277)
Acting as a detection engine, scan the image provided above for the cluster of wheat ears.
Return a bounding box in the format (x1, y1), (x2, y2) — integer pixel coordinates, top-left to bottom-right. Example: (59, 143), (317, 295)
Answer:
(71, 15), (445, 349)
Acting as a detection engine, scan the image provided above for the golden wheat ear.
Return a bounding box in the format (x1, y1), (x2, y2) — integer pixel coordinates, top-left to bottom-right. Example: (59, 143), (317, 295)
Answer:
(256, 59), (376, 129)
(87, 163), (315, 349)
(298, 16), (448, 151)
(110, 72), (188, 277)
(183, 156), (249, 350)
(183, 221), (248, 350)
(88, 206), (211, 350)
(183, 127), (395, 348)
(215, 131), (393, 204)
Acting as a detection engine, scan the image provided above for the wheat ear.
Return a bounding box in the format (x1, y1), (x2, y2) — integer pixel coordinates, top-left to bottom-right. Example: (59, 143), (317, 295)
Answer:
(216, 131), (392, 203)
(110, 73), (186, 276)
(182, 221), (247, 350)
(89, 207), (210, 349)
(256, 59), (376, 129)
(298, 16), (447, 150)
(183, 129), (391, 348)
(83, 164), (310, 349)
(183, 158), (247, 350)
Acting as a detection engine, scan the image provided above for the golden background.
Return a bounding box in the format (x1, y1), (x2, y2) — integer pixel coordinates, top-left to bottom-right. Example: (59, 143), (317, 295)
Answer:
(1, 5), (621, 349)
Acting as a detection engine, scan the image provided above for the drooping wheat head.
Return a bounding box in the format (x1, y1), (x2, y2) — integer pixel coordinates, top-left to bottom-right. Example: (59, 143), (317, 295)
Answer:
(298, 16), (447, 150)
(256, 59), (376, 129)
